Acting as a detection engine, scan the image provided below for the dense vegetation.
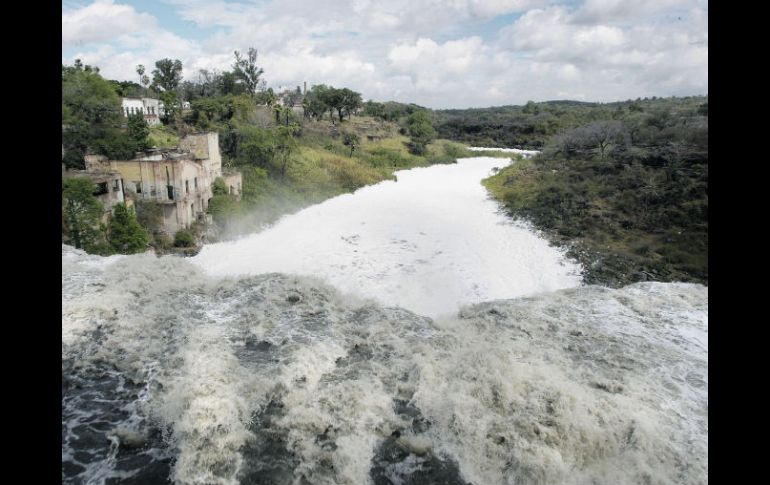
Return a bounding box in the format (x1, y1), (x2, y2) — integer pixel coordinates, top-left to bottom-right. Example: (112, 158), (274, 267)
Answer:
(433, 97), (706, 149)
(482, 96), (708, 285)
(62, 51), (473, 251)
(62, 50), (707, 285)
(62, 62), (151, 168)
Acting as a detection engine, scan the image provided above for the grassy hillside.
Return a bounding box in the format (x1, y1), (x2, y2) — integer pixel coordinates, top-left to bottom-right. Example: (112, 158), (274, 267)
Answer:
(209, 115), (475, 239)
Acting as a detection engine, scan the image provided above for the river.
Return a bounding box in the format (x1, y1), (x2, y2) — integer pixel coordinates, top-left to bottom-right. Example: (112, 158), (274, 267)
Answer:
(193, 154), (581, 317)
(62, 151), (708, 485)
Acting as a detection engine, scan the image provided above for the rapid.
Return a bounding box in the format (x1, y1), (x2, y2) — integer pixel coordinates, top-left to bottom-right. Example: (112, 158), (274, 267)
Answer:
(62, 154), (707, 485)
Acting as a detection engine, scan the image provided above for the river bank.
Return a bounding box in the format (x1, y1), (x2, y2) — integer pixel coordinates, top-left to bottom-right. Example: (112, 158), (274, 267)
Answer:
(482, 151), (707, 287)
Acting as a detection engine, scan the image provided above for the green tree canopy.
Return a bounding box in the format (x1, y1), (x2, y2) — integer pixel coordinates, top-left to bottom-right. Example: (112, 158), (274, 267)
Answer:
(340, 88), (363, 120)
(107, 203), (149, 253)
(406, 110), (436, 155)
(127, 113), (150, 150)
(62, 63), (133, 168)
(233, 48), (265, 98)
(62, 178), (105, 252)
(151, 58), (183, 92)
(62, 64), (121, 126)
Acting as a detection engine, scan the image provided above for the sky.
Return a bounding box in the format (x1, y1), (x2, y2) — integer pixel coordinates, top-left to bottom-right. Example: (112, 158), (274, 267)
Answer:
(62, 0), (708, 109)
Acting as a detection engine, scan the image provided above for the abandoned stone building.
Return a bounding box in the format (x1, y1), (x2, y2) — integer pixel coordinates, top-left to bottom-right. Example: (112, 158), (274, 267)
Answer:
(62, 165), (129, 224)
(83, 132), (242, 234)
(121, 97), (163, 126)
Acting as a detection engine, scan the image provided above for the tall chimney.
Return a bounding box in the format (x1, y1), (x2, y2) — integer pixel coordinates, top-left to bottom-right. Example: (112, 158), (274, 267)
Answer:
(304, 81), (307, 95)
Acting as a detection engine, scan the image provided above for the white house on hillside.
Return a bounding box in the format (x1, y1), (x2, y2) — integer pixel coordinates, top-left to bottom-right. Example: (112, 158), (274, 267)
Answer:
(121, 97), (164, 126)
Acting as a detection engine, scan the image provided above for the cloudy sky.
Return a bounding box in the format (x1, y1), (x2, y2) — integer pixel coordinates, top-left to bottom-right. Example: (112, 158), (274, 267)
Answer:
(62, 0), (708, 109)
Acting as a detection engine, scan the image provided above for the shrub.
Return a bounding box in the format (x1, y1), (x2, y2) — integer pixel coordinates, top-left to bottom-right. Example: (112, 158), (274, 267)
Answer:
(62, 177), (106, 252)
(212, 177), (229, 195)
(107, 203), (149, 253)
(207, 194), (237, 225)
(174, 229), (195, 247)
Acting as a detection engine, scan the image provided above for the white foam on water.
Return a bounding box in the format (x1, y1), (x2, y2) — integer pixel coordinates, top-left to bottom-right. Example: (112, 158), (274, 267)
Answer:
(193, 157), (581, 318)
(62, 153), (706, 485)
(62, 248), (707, 485)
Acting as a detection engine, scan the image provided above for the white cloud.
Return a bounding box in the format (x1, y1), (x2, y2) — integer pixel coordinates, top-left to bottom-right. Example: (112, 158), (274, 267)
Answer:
(466, 0), (551, 18)
(572, 0), (691, 24)
(62, 0), (708, 108)
(62, 0), (156, 46)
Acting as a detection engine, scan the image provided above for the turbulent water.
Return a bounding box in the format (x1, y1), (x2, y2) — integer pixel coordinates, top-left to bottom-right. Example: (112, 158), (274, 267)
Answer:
(193, 156), (581, 318)
(62, 155), (707, 485)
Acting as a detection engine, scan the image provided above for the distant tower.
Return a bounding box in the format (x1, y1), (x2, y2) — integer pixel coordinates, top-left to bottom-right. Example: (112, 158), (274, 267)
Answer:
(304, 81), (307, 95)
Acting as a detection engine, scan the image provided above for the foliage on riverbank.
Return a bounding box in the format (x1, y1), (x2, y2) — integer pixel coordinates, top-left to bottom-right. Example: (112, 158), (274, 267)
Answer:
(210, 114), (473, 238)
(483, 97), (707, 286)
(434, 96), (708, 149)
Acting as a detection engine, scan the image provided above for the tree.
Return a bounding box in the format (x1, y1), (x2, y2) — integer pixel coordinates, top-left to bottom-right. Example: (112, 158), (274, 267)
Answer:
(262, 88), (278, 108)
(151, 59), (183, 124)
(363, 100), (385, 119)
(233, 48), (265, 98)
(62, 63), (124, 168)
(322, 87), (347, 122)
(219, 71), (247, 96)
(275, 124), (299, 180)
(174, 230), (195, 247)
(212, 177), (229, 195)
(343, 132), (360, 157)
(305, 85), (331, 120)
(553, 120), (629, 160)
(280, 106), (294, 126)
(207, 194), (237, 226)
(522, 100), (539, 115)
(62, 64), (122, 125)
(406, 110), (436, 155)
(136, 64), (145, 86)
(236, 126), (277, 168)
(151, 58), (183, 92)
(107, 203), (148, 253)
(62, 178), (105, 252)
(127, 113), (149, 150)
(91, 127), (141, 160)
(340, 88), (363, 120)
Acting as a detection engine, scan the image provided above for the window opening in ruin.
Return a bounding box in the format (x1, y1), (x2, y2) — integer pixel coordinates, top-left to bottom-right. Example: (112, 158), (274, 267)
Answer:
(94, 182), (108, 196)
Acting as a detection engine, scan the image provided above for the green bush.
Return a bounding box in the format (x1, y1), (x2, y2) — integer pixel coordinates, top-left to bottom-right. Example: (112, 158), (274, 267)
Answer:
(153, 232), (173, 250)
(207, 194), (237, 225)
(174, 229), (195, 247)
(212, 177), (229, 195)
(108, 203), (149, 253)
(62, 177), (106, 252)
